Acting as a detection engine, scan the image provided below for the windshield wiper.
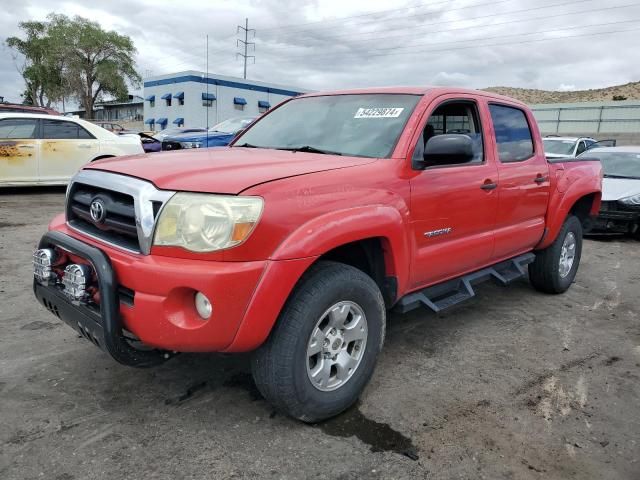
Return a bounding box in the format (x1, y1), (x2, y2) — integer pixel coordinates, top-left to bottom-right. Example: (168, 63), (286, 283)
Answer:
(277, 145), (342, 156)
(234, 142), (260, 148)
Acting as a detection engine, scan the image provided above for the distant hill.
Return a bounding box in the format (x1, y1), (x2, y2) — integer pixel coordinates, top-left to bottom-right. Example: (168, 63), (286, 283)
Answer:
(483, 81), (640, 104)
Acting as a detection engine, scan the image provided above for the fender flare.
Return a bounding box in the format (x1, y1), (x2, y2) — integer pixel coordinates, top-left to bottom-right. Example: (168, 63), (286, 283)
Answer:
(224, 205), (411, 352)
(538, 181), (601, 249)
(271, 204), (410, 272)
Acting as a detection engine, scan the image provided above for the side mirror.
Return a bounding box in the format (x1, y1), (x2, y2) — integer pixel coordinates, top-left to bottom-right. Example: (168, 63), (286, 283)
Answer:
(413, 134), (474, 170)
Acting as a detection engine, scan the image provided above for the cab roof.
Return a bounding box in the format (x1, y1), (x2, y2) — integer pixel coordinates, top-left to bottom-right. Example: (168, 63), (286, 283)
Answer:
(298, 86), (529, 107)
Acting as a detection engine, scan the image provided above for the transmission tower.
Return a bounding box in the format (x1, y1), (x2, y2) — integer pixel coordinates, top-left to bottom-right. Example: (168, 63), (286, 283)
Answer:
(236, 18), (255, 79)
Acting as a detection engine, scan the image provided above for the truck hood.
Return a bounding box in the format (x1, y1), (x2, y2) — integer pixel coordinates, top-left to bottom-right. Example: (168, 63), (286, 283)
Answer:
(86, 147), (376, 194)
(602, 177), (640, 201)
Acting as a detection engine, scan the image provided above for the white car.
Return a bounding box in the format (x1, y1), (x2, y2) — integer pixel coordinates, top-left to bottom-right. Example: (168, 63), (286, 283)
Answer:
(0, 113), (144, 187)
(542, 136), (599, 159)
(577, 146), (640, 235)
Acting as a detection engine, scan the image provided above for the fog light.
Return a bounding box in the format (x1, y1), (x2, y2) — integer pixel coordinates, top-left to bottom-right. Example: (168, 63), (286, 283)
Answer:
(62, 264), (91, 301)
(195, 292), (212, 320)
(33, 248), (56, 283)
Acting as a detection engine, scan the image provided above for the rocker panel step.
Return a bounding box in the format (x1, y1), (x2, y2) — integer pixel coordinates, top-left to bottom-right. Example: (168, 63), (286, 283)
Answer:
(396, 253), (535, 314)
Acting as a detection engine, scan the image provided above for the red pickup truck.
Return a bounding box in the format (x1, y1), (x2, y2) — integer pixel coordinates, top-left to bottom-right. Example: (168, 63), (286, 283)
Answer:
(33, 87), (602, 422)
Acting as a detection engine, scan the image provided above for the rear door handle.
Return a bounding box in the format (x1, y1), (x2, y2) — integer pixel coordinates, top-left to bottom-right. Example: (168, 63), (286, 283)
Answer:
(534, 175), (547, 184)
(480, 181), (498, 191)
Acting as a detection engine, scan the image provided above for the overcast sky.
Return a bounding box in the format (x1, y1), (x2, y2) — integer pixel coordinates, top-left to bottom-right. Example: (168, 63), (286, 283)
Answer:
(1, 0), (640, 104)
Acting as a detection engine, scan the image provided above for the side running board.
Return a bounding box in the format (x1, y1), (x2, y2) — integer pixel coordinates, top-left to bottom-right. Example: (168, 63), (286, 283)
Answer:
(396, 253), (536, 314)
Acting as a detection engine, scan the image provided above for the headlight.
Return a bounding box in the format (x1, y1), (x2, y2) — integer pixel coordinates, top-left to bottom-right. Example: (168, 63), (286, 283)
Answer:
(618, 194), (640, 206)
(154, 193), (263, 252)
(179, 141), (202, 149)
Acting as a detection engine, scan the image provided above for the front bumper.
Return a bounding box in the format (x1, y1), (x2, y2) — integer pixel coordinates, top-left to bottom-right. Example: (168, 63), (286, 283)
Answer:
(589, 204), (640, 233)
(34, 231), (169, 367)
(33, 226), (268, 365)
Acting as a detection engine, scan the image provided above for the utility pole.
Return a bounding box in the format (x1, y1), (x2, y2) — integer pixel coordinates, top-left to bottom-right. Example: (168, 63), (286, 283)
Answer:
(206, 34), (209, 131)
(236, 18), (255, 79)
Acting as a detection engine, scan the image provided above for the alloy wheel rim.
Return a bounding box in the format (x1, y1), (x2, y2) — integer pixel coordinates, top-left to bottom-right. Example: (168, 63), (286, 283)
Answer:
(306, 301), (368, 392)
(559, 231), (577, 278)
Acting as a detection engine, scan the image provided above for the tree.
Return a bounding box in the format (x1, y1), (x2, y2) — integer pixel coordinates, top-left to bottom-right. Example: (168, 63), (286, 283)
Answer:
(47, 14), (141, 116)
(5, 13), (141, 115)
(6, 21), (66, 107)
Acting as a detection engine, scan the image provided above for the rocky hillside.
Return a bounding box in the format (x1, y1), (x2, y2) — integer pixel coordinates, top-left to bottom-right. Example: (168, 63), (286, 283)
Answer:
(484, 81), (640, 104)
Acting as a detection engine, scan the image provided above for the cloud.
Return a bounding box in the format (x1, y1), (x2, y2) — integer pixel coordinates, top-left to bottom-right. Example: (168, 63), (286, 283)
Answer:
(1, 0), (639, 104)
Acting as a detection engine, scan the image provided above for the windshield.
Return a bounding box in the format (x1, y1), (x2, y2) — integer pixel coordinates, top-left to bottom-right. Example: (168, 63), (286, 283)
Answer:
(543, 138), (577, 155)
(235, 94), (421, 158)
(578, 151), (640, 179)
(210, 117), (256, 134)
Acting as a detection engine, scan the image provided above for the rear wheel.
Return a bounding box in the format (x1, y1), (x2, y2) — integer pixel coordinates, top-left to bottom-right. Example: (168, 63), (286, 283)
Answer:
(529, 215), (583, 294)
(251, 261), (386, 423)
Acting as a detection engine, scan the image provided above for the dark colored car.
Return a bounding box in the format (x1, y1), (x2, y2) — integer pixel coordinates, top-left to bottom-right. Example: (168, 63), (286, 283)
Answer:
(139, 133), (162, 153)
(161, 117), (257, 151)
(578, 146), (640, 235)
(0, 103), (59, 115)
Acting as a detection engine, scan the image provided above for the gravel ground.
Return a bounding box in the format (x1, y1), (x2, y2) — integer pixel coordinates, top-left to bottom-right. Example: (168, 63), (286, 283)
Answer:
(1, 188), (639, 480)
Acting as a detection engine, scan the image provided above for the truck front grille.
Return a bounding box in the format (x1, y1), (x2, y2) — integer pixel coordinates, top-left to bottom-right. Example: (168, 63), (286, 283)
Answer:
(65, 170), (175, 255)
(67, 183), (141, 252)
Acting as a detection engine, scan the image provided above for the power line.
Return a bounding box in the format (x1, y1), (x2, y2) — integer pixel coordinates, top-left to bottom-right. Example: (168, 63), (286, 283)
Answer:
(258, 1), (640, 56)
(237, 18), (255, 79)
(259, 0), (516, 33)
(262, 0), (606, 40)
(272, 25), (640, 62)
(324, 18), (640, 59)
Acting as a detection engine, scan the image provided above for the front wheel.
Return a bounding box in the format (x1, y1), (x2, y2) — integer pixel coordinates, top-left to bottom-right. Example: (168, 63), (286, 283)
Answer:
(529, 215), (583, 294)
(251, 261), (386, 423)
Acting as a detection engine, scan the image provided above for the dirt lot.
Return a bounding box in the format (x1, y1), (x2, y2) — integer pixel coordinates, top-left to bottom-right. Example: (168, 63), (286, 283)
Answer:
(1, 188), (639, 480)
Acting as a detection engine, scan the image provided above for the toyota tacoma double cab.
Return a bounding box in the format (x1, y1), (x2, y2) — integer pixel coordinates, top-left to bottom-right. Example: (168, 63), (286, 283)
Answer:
(32, 87), (602, 422)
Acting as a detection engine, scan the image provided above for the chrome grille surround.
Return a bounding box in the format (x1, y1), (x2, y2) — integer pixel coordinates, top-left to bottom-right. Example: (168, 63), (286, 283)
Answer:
(66, 170), (175, 255)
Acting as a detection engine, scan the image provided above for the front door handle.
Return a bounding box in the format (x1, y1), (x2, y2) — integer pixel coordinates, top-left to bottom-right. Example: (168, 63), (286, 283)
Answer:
(534, 175), (547, 184)
(17, 144), (35, 149)
(480, 180), (498, 190)
(78, 144), (93, 149)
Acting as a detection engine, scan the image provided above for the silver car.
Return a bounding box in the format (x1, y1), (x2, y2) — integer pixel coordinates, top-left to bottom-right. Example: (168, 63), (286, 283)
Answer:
(578, 146), (640, 235)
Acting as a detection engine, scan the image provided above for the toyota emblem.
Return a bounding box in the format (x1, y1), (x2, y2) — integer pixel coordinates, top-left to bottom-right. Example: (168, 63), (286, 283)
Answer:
(89, 199), (106, 223)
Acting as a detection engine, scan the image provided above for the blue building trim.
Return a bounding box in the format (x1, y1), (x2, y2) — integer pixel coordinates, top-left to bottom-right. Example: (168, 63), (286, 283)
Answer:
(202, 92), (216, 101)
(173, 92), (184, 99)
(160, 93), (172, 100)
(173, 117), (184, 125)
(144, 75), (302, 97)
(258, 100), (271, 109)
(234, 97), (247, 105)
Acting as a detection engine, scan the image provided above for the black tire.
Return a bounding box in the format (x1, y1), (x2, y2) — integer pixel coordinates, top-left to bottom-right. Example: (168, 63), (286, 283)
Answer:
(529, 215), (583, 294)
(251, 261), (386, 423)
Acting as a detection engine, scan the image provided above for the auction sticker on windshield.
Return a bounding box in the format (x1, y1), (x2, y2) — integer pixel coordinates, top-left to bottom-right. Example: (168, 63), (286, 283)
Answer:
(354, 107), (404, 118)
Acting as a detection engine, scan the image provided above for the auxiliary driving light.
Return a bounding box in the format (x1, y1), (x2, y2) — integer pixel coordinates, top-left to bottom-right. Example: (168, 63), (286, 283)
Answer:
(62, 264), (92, 301)
(33, 248), (57, 283)
(195, 291), (212, 320)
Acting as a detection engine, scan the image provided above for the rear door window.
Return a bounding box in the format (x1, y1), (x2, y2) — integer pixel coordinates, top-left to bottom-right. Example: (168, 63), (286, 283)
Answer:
(43, 119), (94, 139)
(489, 104), (534, 162)
(0, 118), (38, 139)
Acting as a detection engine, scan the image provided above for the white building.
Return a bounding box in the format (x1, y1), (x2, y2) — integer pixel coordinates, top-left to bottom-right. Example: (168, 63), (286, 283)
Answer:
(143, 71), (306, 130)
